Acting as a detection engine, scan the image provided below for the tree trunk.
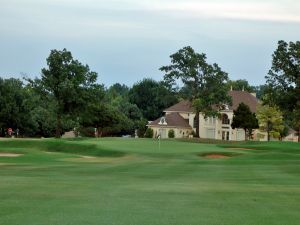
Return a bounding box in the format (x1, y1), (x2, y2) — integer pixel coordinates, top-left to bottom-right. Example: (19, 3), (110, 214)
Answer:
(195, 110), (200, 138)
(298, 127), (300, 143)
(55, 113), (61, 138)
(244, 129), (247, 141)
(267, 120), (271, 142)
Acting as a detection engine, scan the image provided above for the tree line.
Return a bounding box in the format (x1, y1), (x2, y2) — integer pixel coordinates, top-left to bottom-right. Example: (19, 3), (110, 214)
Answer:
(0, 40), (299, 141)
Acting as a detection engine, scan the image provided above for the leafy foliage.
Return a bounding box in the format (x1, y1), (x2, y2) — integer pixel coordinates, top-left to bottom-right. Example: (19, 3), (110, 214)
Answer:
(257, 105), (284, 141)
(144, 128), (154, 138)
(231, 103), (259, 140)
(168, 129), (175, 138)
(160, 46), (230, 137)
(265, 40), (300, 142)
(129, 78), (177, 121)
(30, 49), (98, 137)
(227, 79), (255, 92)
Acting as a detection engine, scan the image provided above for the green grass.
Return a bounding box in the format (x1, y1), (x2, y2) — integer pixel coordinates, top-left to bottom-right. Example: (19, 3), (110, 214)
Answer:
(0, 138), (299, 225)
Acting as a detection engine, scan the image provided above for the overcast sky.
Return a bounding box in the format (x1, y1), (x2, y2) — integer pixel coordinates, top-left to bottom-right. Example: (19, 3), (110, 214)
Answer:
(0, 0), (299, 86)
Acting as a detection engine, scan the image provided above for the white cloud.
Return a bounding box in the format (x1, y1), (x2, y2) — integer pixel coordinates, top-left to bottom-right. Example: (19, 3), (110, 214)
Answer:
(139, 1), (300, 23)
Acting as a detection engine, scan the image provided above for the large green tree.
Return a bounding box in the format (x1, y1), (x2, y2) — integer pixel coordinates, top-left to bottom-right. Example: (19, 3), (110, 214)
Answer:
(231, 103), (259, 140)
(265, 40), (300, 142)
(160, 46), (230, 137)
(257, 105), (284, 141)
(30, 49), (98, 138)
(129, 78), (177, 120)
(0, 78), (26, 136)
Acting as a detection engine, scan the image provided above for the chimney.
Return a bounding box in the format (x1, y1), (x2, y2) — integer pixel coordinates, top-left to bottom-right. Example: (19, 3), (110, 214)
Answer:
(230, 85), (233, 91)
(242, 86), (245, 91)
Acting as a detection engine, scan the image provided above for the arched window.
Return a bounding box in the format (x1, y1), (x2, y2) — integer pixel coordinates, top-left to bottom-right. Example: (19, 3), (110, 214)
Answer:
(158, 117), (167, 125)
(222, 114), (230, 125)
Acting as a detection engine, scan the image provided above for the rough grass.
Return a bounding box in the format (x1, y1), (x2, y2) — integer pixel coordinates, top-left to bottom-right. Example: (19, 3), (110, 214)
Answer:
(0, 138), (299, 225)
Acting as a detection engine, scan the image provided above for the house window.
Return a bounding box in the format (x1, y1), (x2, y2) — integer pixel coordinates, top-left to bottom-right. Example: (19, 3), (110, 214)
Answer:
(205, 117), (216, 125)
(158, 117), (167, 125)
(222, 114), (230, 125)
(193, 117), (198, 128)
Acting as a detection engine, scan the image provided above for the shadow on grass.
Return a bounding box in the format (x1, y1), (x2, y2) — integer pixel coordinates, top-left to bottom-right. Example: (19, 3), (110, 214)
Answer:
(0, 139), (126, 158)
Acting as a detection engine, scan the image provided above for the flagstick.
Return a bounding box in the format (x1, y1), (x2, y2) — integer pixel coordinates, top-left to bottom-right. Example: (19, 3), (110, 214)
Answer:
(158, 135), (161, 151)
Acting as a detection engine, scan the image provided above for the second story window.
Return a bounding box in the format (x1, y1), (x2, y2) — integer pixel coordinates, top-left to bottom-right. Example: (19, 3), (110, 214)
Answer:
(193, 117), (197, 128)
(222, 114), (230, 125)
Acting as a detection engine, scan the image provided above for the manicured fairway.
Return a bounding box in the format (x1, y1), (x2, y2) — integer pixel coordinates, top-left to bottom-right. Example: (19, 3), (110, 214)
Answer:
(0, 138), (299, 225)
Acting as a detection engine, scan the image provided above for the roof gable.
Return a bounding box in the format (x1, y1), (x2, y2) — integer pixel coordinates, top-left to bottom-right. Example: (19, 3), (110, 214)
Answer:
(164, 100), (193, 113)
(228, 91), (258, 112)
(148, 113), (192, 128)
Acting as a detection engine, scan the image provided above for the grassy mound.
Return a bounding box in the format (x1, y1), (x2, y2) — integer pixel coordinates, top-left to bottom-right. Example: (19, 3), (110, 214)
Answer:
(0, 139), (125, 157)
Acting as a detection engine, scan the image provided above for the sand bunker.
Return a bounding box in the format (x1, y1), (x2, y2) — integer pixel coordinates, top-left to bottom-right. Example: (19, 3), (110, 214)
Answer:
(229, 148), (254, 150)
(0, 153), (23, 157)
(204, 154), (230, 159)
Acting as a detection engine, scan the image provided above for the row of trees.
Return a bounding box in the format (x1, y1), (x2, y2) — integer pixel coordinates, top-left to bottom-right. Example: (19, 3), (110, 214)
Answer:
(230, 40), (300, 142)
(0, 40), (299, 141)
(0, 49), (178, 137)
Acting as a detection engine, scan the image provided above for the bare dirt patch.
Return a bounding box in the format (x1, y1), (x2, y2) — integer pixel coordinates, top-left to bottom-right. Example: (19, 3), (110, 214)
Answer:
(204, 154), (230, 159)
(0, 153), (23, 157)
(199, 152), (241, 159)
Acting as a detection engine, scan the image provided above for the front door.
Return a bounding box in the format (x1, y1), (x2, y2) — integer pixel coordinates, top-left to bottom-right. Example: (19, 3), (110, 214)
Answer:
(222, 131), (230, 141)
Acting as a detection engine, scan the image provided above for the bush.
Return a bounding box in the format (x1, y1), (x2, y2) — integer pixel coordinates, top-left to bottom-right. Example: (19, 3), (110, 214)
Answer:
(168, 129), (175, 138)
(136, 119), (148, 138)
(78, 127), (95, 137)
(144, 128), (154, 138)
(191, 130), (197, 137)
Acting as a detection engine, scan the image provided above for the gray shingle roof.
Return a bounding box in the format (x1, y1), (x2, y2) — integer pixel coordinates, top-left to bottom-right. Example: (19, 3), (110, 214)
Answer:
(228, 91), (258, 112)
(148, 113), (192, 128)
(164, 91), (258, 113)
(164, 100), (193, 113)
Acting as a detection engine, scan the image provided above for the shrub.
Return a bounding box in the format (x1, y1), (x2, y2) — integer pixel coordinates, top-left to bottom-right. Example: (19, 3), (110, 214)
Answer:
(191, 130), (197, 137)
(168, 129), (175, 138)
(144, 128), (154, 138)
(136, 119), (148, 138)
(78, 127), (95, 137)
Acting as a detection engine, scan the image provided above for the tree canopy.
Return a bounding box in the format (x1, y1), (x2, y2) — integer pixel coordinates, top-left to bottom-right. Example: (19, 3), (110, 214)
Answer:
(227, 79), (255, 92)
(30, 49), (98, 138)
(129, 78), (177, 121)
(231, 103), (259, 140)
(160, 46), (230, 137)
(265, 40), (300, 142)
(257, 105), (284, 141)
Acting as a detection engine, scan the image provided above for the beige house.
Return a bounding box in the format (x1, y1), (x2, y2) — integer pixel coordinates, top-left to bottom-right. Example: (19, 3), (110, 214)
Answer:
(283, 129), (299, 142)
(148, 90), (259, 140)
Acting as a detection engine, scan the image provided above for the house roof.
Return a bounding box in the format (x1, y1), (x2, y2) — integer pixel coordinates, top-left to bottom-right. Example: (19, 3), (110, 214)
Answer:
(148, 113), (192, 129)
(228, 91), (258, 112)
(164, 91), (258, 113)
(164, 100), (193, 113)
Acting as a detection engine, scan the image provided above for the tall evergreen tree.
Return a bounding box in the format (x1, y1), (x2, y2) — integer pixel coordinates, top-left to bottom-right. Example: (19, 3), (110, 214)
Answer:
(231, 103), (259, 140)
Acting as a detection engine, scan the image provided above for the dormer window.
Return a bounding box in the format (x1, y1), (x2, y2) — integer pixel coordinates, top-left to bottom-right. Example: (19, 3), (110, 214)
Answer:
(158, 117), (167, 125)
